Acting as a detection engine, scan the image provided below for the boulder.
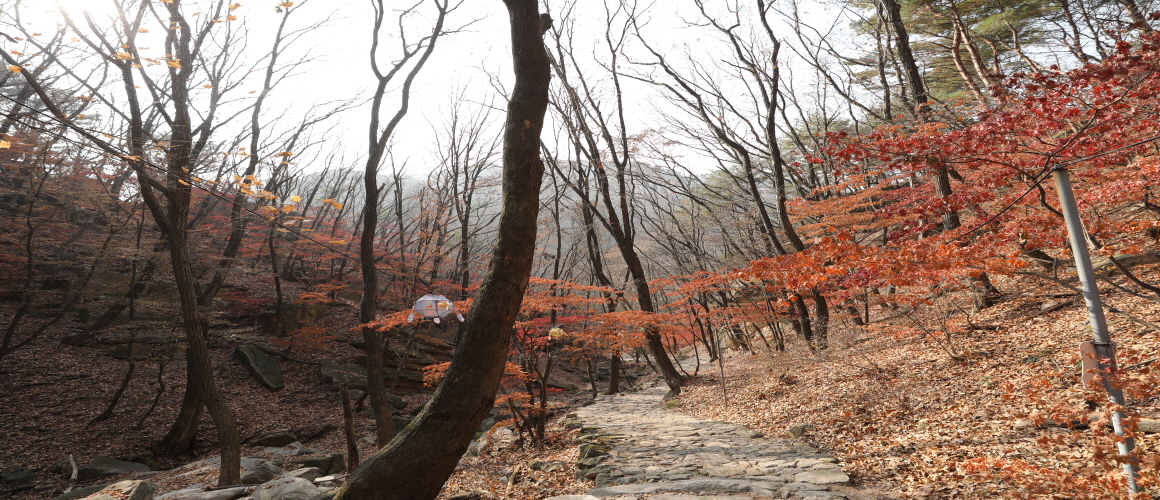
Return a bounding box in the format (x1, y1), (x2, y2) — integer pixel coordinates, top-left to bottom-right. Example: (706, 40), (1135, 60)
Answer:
(295, 454), (345, 476)
(276, 467), (322, 483)
(2, 469), (35, 485)
(252, 477), (321, 500)
(49, 483), (113, 500)
(78, 456), (150, 482)
(578, 444), (609, 460)
(477, 414), (502, 434)
(319, 359), (367, 390)
(234, 345), (285, 391)
(259, 302), (330, 336)
(794, 469), (850, 484)
(313, 474), (346, 487)
(240, 458), (283, 485)
(393, 416), (412, 434)
(786, 424), (815, 438)
(75, 480), (157, 500)
(255, 431), (298, 447)
(154, 486), (249, 500)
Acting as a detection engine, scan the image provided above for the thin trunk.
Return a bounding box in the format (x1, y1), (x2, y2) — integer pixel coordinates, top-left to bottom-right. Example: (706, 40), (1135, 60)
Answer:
(336, 3), (548, 498)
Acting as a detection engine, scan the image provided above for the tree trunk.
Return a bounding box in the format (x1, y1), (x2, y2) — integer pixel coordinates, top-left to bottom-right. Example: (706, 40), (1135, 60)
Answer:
(881, 0), (930, 120)
(607, 353), (621, 395)
(335, 3), (549, 498)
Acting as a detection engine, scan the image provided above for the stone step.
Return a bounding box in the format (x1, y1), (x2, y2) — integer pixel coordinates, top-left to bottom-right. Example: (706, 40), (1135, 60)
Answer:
(568, 385), (850, 500)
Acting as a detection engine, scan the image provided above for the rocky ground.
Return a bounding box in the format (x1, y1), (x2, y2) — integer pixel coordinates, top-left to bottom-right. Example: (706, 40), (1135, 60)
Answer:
(551, 385), (861, 500)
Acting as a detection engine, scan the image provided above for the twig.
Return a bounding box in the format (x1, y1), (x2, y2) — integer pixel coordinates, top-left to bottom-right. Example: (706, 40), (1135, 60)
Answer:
(341, 382), (360, 469)
(504, 464), (523, 496)
(1125, 358), (1158, 371)
(65, 454), (77, 493)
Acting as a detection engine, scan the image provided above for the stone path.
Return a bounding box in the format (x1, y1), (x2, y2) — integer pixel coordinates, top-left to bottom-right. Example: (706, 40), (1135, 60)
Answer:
(553, 385), (851, 500)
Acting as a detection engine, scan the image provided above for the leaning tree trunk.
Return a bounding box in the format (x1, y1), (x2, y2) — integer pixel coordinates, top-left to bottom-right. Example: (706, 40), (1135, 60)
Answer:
(335, 3), (550, 498)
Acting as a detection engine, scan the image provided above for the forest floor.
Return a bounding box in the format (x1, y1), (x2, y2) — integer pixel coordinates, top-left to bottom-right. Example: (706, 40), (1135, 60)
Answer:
(3, 273), (1159, 499)
(670, 273), (1160, 499)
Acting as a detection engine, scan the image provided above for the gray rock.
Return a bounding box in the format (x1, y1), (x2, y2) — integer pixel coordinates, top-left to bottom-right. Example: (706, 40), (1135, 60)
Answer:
(155, 486), (250, 500)
(794, 469), (849, 484)
(793, 492), (849, 500)
(578, 456), (606, 470)
(393, 416), (411, 433)
(782, 482), (828, 491)
(313, 474), (346, 487)
(49, 483), (113, 500)
(255, 431), (297, 447)
(234, 344), (284, 391)
(588, 478), (783, 497)
(579, 444), (611, 459)
(786, 424), (815, 439)
(2, 469), (35, 484)
(78, 456), (151, 481)
(240, 458), (283, 485)
(252, 477), (321, 500)
(73, 480), (157, 500)
(295, 454), (344, 475)
(319, 359), (367, 390)
(650, 496), (752, 500)
(277, 467), (321, 482)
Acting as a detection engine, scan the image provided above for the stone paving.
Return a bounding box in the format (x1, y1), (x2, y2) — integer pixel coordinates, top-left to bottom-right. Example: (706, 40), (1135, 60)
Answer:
(552, 385), (850, 500)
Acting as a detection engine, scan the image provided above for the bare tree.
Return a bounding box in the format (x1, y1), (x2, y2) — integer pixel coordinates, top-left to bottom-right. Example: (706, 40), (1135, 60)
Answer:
(337, 1), (550, 498)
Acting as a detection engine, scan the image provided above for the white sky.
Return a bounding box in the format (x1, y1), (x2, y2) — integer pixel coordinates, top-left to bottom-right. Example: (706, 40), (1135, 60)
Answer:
(11, 0), (851, 178)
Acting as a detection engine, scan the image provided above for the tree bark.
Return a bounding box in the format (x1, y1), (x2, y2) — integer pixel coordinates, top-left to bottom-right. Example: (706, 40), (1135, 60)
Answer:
(335, 2), (549, 498)
(881, 0), (930, 120)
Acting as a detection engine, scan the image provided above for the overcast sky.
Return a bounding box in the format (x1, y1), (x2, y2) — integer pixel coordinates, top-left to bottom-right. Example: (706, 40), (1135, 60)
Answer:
(15, 0), (851, 178)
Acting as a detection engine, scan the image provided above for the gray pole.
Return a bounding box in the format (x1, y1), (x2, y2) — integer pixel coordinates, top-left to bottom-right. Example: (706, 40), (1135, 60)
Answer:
(1052, 167), (1139, 493)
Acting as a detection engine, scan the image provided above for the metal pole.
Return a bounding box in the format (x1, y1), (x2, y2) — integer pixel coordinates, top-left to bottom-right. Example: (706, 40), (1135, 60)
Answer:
(1052, 167), (1139, 493)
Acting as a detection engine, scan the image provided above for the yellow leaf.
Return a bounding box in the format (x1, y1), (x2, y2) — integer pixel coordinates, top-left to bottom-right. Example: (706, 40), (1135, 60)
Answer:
(212, 19), (222, 23)
(9, 51), (23, 56)
(227, 14), (237, 20)
(203, 84), (214, 88)
(167, 59), (181, 69)
(178, 179), (190, 185)
(7, 65), (21, 73)
(289, 195), (302, 202)
(329, 240), (346, 245)
(71, 37), (80, 42)
(32, 33), (41, 36)
(138, 28), (149, 33)
(322, 198), (334, 203)
(132, 64), (142, 68)
(276, 228), (289, 232)
(74, 114), (84, 119)
(248, 90), (257, 94)
(280, 205), (294, 213)
(230, 3), (243, 11)
(329, 202), (344, 209)
(273, 151), (293, 157)
(116, 52), (132, 60)
(123, 155), (141, 161)
(279, 1), (294, 7)
(0, 141), (10, 149)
